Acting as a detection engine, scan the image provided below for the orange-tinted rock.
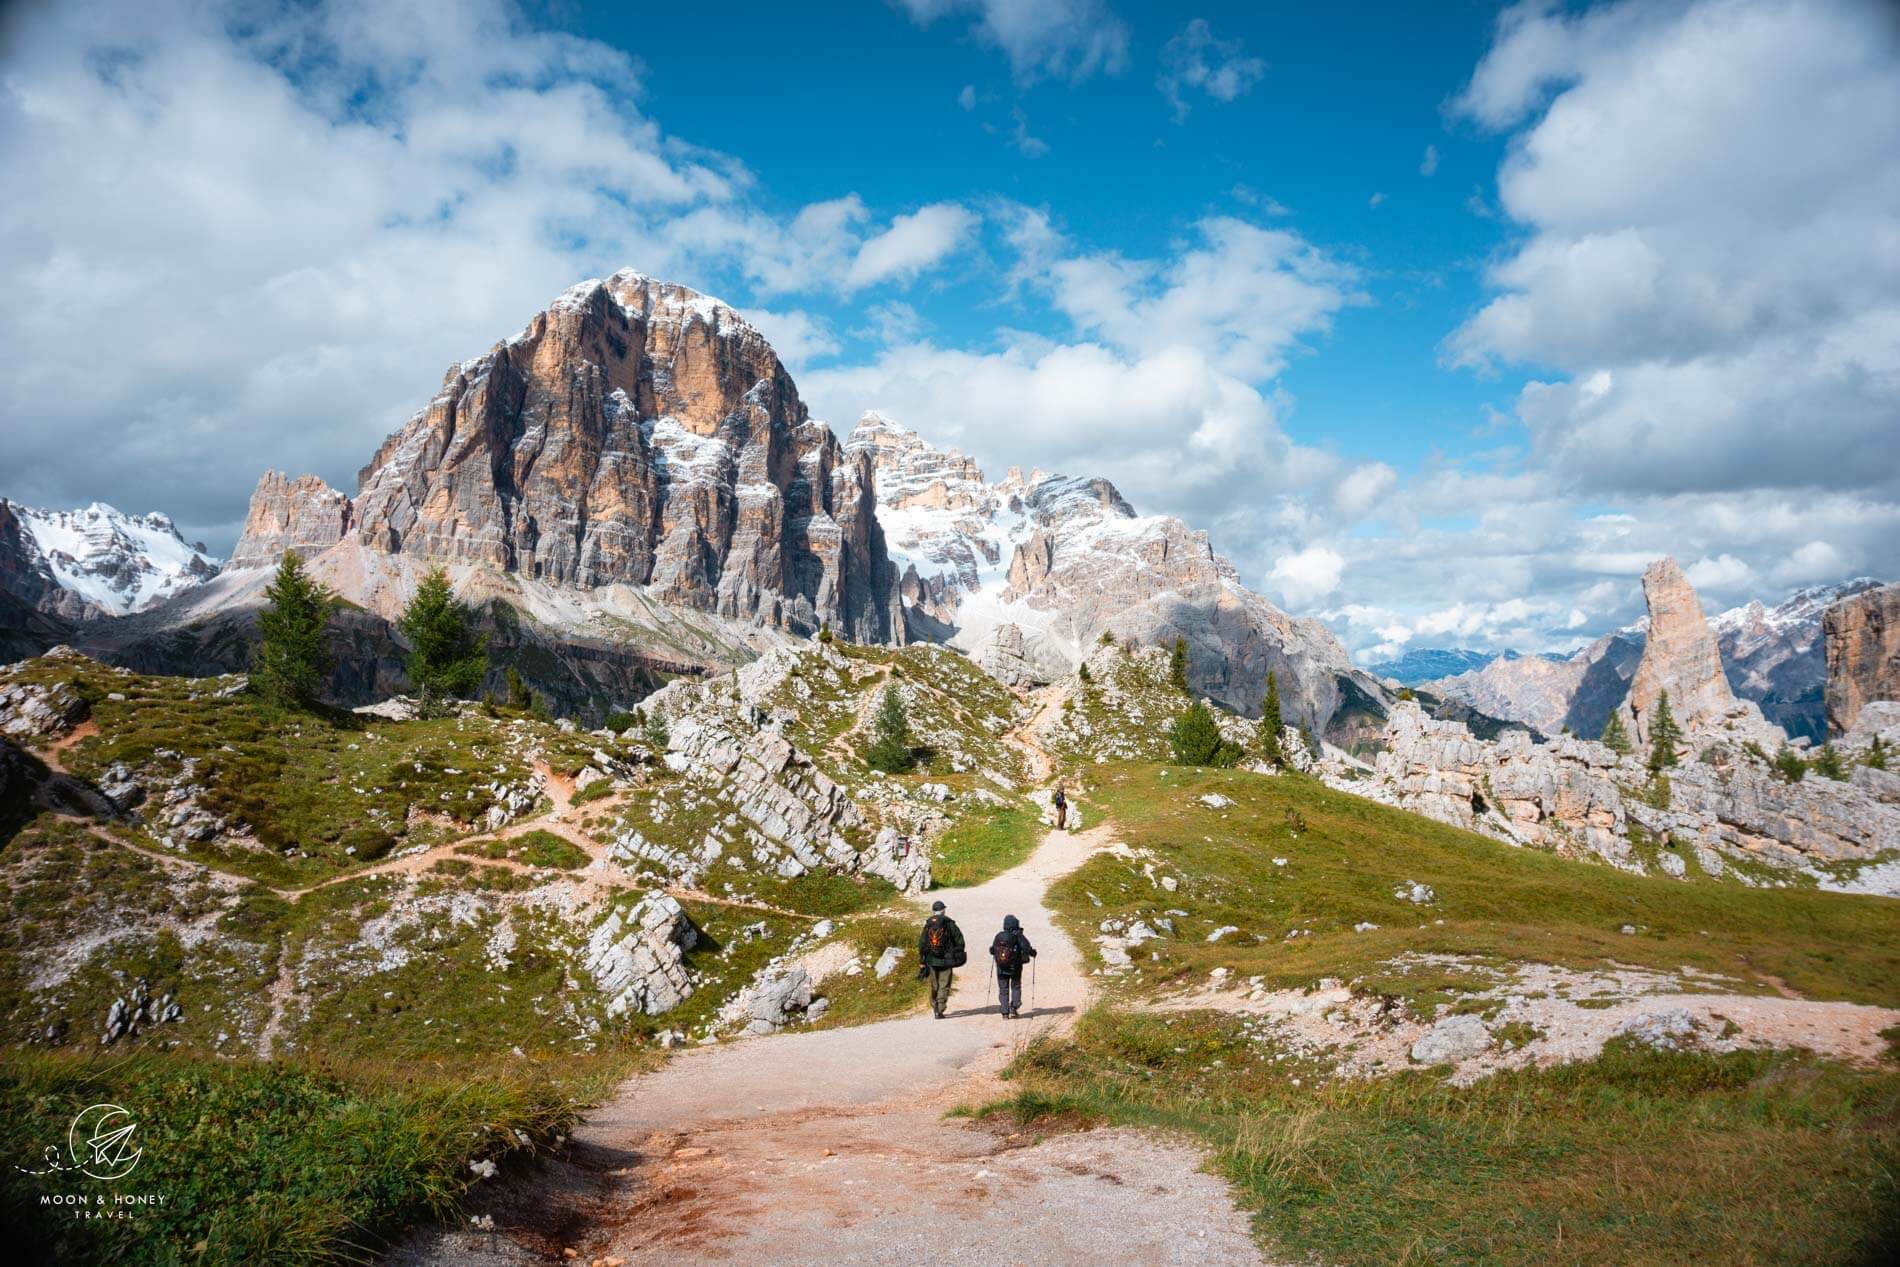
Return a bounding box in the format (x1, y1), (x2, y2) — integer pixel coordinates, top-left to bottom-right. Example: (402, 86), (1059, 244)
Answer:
(348, 271), (901, 642)
(226, 472), (353, 570)
(1825, 582), (1900, 737)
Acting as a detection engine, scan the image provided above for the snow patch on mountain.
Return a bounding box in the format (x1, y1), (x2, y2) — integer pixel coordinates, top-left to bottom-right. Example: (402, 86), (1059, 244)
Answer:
(2, 500), (219, 618)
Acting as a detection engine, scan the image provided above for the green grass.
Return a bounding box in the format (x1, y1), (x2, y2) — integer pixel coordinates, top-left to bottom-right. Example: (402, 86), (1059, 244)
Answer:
(0, 655), (552, 888)
(1051, 764), (1900, 1011)
(805, 914), (927, 1028)
(459, 829), (590, 870)
(928, 802), (1042, 888)
(0, 1047), (633, 1266)
(998, 761), (1900, 1263)
(997, 1012), (1900, 1266)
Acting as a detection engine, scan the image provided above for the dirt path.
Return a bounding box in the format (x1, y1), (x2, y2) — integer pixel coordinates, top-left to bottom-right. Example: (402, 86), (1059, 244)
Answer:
(390, 821), (1273, 1267)
(1007, 685), (1066, 786)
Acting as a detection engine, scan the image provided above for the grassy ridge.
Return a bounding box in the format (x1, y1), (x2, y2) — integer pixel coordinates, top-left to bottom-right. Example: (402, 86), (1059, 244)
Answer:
(1052, 764), (1900, 1010)
(1, 1049), (634, 1266)
(991, 761), (1900, 1263)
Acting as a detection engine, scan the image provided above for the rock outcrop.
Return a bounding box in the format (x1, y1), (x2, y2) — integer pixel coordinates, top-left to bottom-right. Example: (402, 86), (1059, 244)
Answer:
(1825, 583), (1900, 738)
(225, 473), (353, 570)
(347, 272), (902, 643)
(583, 893), (698, 1018)
(1341, 702), (1900, 888)
(1617, 559), (1782, 752)
(627, 658), (935, 894)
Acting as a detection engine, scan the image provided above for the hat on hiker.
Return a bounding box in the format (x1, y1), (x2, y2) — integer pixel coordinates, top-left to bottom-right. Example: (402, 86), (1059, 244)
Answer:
(931, 900), (946, 911)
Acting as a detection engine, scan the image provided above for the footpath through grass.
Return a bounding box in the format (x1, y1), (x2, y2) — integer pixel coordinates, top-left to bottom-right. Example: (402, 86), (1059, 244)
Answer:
(1, 1047), (645, 1266)
(993, 762), (1900, 1264)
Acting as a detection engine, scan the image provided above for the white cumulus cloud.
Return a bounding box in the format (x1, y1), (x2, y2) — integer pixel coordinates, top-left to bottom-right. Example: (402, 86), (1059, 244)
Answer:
(1269, 546), (1346, 609)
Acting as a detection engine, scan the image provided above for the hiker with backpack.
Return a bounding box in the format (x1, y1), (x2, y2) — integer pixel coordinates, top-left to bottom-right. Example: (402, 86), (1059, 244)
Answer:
(989, 914), (1038, 1018)
(1053, 784), (1067, 831)
(917, 899), (966, 1019)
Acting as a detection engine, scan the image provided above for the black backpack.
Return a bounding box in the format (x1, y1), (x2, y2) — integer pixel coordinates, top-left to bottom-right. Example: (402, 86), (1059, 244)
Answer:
(993, 932), (1023, 972)
(925, 917), (949, 956)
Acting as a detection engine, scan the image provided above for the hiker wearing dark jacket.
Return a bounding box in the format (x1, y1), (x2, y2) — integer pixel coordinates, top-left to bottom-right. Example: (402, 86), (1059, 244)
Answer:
(989, 914), (1038, 1018)
(1053, 784), (1067, 830)
(918, 900), (965, 1019)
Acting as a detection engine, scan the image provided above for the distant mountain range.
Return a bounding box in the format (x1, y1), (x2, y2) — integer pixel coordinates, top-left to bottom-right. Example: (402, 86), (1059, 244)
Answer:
(0, 500), (218, 621)
(0, 270), (1400, 739)
(1375, 579), (1886, 744)
(1365, 648), (1561, 687)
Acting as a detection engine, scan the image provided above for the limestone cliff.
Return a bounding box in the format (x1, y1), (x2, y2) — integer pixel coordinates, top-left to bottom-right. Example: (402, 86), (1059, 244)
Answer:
(1825, 582), (1900, 737)
(1615, 559), (1781, 752)
(225, 473), (353, 570)
(346, 272), (901, 644)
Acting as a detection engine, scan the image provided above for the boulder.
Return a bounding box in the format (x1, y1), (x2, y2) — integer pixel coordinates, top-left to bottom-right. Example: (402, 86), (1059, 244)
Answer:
(1410, 1014), (1490, 1065)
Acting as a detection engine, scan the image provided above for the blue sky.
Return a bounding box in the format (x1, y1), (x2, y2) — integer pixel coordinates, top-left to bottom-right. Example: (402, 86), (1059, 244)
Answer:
(589, 0), (1517, 470)
(2, 0), (1895, 662)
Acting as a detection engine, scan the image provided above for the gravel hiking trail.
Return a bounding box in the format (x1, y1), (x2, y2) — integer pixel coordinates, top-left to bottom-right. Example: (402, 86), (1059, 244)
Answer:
(390, 820), (1273, 1267)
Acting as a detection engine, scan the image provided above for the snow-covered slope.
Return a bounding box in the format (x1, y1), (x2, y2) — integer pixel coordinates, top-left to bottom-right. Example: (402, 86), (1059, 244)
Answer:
(843, 413), (1381, 737)
(0, 499), (219, 620)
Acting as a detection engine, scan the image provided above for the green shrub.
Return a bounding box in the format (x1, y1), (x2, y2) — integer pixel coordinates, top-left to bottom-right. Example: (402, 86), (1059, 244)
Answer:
(865, 686), (914, 774)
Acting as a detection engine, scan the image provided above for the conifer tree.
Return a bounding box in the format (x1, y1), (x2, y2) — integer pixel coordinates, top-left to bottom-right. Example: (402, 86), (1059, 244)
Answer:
(1168, 637), (1190, 692)
(505, 666), (533, 711)
(865, 685), (914, 773)
(1169, 698), (1227, 766)
(1813, 743), (1848, 781)
(1867, 735), (1889, 771)
(1646, 691), (1682, 772)
(1259, 671), (1284, 767)
(1599, 711), (1632, 755)
(253, 552), (333, 709)
(398, 567), (486, 717)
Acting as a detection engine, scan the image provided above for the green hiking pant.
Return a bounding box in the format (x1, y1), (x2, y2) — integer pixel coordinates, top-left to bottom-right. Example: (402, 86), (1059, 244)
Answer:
(929, 967), (954, 1015)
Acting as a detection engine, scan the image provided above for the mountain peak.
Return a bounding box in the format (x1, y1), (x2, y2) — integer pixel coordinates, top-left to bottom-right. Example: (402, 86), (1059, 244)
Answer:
(0, 497), (219, 619)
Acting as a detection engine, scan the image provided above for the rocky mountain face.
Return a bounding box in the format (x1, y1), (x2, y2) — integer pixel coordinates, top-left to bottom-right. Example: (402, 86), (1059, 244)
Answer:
(0, 499), (218, 621)
(336, 271), (901, 644)
(845, 413), (1381, 738)
(1617, 558), (1783, 752)
(224, 473), (353, 570)
(72, 272), (916, 718)
(1424, 579), (1880, 745)
(1825, 582), (1900, 737)
(1715, 579), (1882, 743)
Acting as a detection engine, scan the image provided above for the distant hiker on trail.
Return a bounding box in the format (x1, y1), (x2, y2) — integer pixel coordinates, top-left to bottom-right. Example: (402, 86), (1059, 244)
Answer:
(989, 914), (1038, 1019)
(1053, 784), (1068, 831)
(918, 900), (965, 1019)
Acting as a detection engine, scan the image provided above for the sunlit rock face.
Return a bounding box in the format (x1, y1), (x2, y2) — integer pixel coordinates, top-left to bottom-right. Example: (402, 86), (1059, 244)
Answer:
(345, 271), (902, 643)
(1826, 582), (1900, 738)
